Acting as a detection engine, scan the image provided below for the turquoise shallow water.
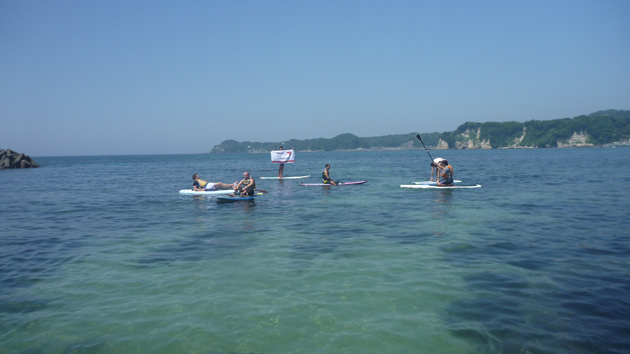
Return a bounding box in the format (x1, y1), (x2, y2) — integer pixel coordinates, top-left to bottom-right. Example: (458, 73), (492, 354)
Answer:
(1, 149), (629, 354)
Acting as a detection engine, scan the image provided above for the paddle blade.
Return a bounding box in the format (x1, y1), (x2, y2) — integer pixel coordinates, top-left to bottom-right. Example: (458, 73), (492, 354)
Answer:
(415, 134), (424, 143)
(255, 189), (268, 193)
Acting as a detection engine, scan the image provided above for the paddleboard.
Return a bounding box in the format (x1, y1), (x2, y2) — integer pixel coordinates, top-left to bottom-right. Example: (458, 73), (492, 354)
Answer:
(412, 180), (462, 185)
(216, 196), (256, 204)
(300, 181), (368, 186)
(401, 184), (481, 189)
(179, 189), (233, 195)
(260, 175), (310, 180)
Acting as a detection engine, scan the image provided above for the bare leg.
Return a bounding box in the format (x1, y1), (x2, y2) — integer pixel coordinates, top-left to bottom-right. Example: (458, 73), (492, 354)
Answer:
(214, 182), (235, 189)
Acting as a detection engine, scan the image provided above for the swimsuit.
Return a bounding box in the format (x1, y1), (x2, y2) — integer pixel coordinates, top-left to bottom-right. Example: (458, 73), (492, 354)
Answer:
(193, 180), (217, 190)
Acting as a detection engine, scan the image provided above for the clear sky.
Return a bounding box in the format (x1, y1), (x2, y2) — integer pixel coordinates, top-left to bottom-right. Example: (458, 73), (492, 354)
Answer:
(1, 0), (629, 156)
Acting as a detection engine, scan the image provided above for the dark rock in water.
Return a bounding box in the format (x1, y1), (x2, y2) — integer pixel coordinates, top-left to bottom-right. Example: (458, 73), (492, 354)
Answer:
(0, 149), (39, 169)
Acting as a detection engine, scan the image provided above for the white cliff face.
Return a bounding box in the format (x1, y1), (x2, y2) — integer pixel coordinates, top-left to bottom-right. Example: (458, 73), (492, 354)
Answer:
(435, 139), (450, 150)
(458, 138), (492, 149)
(437, 128), (595, 149)
(557, 132), (594, 148)
(513, 128), (526, 145)
(458, 128), (490, 149)
(500, 127), (536, 149)
(441, 128), (492, 149)
(459, 128), (479, 149)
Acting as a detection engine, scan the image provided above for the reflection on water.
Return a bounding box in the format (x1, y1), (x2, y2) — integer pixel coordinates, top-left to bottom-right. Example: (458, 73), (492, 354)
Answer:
(431, 189), (454, 203)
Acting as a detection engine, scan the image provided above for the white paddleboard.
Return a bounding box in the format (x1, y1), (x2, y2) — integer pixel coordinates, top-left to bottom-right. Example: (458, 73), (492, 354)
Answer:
(401, 184), (481, 189)
(179, 189), (234, 195)
(260, 175), (310, 180)
(412, 180), (462, 185)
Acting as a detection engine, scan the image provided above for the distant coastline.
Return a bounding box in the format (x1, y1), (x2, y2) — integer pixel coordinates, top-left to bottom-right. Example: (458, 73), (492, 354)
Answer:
(210, 109), (630, 153)
(204, 142), (630, 154)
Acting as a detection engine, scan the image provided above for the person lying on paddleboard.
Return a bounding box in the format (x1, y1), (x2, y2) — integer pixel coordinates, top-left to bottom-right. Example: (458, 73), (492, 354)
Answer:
(232, 171), (257, 196)
(192, 174), (235, 191)
(322, 164), (338, 185)
(436, 160), (454, 186)
(430, 157), (445, 181)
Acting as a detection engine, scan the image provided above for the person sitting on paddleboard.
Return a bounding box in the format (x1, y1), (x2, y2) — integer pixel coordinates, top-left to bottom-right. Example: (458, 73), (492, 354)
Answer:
(233, 171), (257, 196)
(436, 160), (454, 186)
(192, 174), (235, 191)
(322, 164), (337, 185)
(430, 157), (445, 181)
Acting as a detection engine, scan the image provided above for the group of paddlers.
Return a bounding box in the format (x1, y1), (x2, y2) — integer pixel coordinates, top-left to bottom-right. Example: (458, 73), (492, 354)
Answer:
(191, 139), (454, 191)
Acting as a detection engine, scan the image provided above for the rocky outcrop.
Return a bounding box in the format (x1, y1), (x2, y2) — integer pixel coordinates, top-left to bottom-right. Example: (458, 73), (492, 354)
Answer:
(511, 127), (527, 147)
(437, 126), (597, 149)
(499, 127), (536, 149)
(400, 140), (414, 149)
(435, 139), (450, 149)
(0, 149), (39, 169)
(457, 128), (492, 149)
(557, 132), (594, 148)
(437, 128), (492, 149)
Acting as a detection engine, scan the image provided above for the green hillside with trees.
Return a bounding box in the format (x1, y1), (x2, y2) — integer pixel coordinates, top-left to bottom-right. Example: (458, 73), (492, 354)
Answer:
(439, 109), (630, 148)
(210, 132), (442, 153)
(210, 110), (630, 153)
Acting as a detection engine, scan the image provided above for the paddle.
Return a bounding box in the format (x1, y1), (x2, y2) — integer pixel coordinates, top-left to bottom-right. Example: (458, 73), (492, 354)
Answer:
(415, 134), (434, 161)
(255, 189), (268, 193)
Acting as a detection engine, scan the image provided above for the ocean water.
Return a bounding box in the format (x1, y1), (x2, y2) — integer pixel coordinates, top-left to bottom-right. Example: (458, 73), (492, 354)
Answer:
(1, 148), (629, 354)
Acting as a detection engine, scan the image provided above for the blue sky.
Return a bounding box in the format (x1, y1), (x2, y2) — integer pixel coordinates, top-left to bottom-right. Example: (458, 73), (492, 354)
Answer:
(1, 0), (629, 156)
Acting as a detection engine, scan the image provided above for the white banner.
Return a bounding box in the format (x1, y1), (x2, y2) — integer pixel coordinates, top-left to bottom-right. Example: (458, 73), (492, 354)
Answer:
(271, 149), (295, 163)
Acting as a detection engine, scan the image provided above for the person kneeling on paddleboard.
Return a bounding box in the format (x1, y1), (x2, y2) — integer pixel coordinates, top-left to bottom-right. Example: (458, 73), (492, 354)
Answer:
(232, 171), (257, 196)
(192, 174), (236, 191)
(436, 160), (454, 186)
(322, 164), (338, 185)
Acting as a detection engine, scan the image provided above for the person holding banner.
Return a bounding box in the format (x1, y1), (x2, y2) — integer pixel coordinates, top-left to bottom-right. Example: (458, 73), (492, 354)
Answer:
(277, 146), (285, 178)
(271, 146), (295, 178)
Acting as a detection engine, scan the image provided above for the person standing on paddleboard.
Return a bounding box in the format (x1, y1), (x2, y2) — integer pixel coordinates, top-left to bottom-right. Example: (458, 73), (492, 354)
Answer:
(277, 146), (285, 178)
(436, 160), (454, 186)
(192, 174), (236, 191)
(430, 157), (445, 182)
(233, 171), (257, 196)
(322, 164), (337, 185)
